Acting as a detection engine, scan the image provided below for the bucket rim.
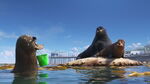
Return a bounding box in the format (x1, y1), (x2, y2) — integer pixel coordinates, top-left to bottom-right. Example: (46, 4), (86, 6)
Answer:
(37, 54), (48, 57)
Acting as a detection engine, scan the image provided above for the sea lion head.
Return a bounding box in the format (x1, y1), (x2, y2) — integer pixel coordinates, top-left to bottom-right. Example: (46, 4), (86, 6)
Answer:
(116, 39), (125, 48)
(96, 26), (107, 36)
(16, 35), (43, 52)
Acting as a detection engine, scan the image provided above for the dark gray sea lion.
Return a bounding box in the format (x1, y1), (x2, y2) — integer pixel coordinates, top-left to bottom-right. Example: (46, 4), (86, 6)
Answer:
(76, 26), (112, 59)
(95, 39), (125, 58)
(12, 35), (43, 75)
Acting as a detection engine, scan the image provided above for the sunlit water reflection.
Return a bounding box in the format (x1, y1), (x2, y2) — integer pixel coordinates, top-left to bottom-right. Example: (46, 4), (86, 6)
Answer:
(0, 65), (150, 84)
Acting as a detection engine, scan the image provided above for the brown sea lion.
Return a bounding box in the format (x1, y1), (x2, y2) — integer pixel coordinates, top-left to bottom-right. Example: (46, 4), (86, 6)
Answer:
(12, 35), (43, 75)
(95, 39), (125, 58)
(76, 26), (112, 59)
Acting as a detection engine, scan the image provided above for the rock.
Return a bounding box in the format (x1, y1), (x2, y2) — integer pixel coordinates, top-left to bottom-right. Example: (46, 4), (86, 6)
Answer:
(64, 57), (143, 66)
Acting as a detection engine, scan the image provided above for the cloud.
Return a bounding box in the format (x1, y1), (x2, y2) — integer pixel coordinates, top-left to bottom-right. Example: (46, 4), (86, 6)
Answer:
(67, 47), (80, 56)
(0, 48), (15, 63)
(70, 46), (91, 56)
(71, 47), (79, 52)
(83, 45), (90, 50)
(0, 31), (18, 39)
(0, 50), (15, 57)
(127, 42), (144, 50)
(69, 45), (90, 56)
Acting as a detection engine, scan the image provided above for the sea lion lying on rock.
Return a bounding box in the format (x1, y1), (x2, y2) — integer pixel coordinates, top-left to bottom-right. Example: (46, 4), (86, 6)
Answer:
(64, 57), (143, 66)
(12, 35), (43, 75)
(76, 26), (112, 59)
(95, 39), (125, 58)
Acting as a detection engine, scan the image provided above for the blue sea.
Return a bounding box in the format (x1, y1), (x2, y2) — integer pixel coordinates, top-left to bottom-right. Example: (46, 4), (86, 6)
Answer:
(0, 65), (150, 84)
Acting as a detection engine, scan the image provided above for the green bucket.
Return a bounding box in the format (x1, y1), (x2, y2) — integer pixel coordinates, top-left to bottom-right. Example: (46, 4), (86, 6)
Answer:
(39, 73), (49, 78)
(38, 82), (48, 84)
(37, 54), (49, 67)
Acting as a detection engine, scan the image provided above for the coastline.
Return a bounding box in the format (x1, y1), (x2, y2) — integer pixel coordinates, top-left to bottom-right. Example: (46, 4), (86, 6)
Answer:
(125, 55), (150, 64)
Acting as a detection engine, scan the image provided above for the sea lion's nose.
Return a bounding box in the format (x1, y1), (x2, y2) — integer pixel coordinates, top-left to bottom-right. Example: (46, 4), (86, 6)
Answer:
(33, 36), (37, 41)
(99, 29), (103, 32)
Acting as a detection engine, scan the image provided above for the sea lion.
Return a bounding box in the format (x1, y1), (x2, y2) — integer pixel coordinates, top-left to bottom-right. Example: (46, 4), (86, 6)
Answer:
(95, 39), (125, 58)
(12, 35), (43, 75)
(76, 26), (112, 59)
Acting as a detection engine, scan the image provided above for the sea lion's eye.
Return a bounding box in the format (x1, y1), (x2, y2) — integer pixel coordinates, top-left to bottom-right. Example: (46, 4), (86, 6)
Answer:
(32, 37), (37, 41)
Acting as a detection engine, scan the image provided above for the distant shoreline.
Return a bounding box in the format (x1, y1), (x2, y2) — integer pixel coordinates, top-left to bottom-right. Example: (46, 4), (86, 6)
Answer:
(125, 55), (150, 64)
(0, 56), (150, 65)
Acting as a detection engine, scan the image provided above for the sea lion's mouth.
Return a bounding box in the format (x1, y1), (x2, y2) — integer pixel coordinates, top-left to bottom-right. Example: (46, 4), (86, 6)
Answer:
(35, 44), (43, 50)
(34, 41), (43, 50)
(32, 36), (44, 50)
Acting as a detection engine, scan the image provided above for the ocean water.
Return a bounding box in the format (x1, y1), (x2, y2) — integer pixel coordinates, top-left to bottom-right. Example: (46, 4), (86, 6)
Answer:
(0, 65), (150, 84)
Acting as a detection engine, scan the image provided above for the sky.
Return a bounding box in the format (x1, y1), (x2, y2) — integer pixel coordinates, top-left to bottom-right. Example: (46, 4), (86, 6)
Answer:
(0, 0), (150, 63)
